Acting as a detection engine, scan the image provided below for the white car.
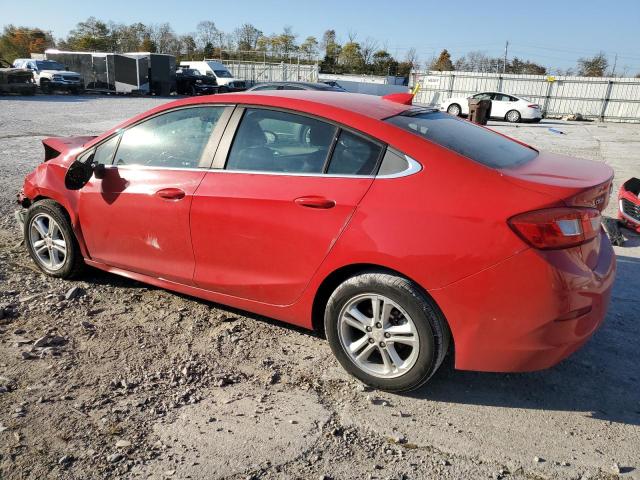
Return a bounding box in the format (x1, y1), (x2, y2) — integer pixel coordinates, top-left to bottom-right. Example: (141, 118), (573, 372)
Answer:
(12, 59), (83, 93)
(439, 92), (542, 123)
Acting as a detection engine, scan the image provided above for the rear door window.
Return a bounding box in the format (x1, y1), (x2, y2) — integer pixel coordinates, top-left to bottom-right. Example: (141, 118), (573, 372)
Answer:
(225, 108), (336, 173)
(386, 110), (537, 168)
(326, 130), (383, 175)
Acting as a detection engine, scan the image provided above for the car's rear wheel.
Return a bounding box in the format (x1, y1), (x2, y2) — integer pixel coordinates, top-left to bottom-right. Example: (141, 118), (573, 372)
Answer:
(447, 103), (462, 116)
(506, 109), (521, 123)
(24, 200), (84, 278)
(324, 272), (450, 392)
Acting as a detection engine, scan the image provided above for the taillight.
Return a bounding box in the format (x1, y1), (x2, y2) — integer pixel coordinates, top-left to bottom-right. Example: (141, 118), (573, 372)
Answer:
(527, 104), (540, 109)
(508, 208), (601, 250)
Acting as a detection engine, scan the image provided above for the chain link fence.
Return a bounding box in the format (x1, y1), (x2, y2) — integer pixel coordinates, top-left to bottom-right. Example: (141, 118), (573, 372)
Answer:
(411, 71), (640, 122)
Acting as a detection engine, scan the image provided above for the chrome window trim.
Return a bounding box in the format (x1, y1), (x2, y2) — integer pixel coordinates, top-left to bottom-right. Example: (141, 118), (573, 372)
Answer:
(100, 152), (422, 178)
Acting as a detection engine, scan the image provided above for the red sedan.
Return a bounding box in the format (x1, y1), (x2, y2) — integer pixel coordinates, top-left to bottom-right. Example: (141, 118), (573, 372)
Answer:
(17, 91), (615, 392)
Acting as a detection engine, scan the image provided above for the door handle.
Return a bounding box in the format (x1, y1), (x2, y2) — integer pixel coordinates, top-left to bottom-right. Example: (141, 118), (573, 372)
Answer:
(156, 188), (185, 200)
(294, 196), (336, 209)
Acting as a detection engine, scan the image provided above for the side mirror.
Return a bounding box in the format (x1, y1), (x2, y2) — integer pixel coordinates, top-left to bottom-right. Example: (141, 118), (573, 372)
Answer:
(65, 153), (96, 190)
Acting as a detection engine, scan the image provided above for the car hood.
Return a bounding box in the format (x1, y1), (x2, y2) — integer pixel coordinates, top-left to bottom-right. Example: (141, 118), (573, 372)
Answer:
(41, 70), (81, 76)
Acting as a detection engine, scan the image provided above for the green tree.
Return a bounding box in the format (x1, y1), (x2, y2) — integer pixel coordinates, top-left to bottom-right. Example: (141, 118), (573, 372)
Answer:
(320, 29), (341, 70)
(431, 49), (453, 71)
(299, 36), (318, 61)
(371, 50), (397, 75)
(339, 41), (363, 72)
(65, 17), (114, 51)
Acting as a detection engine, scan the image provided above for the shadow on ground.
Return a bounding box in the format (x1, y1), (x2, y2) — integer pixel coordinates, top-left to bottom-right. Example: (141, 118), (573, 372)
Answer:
(37, 245), (640, 428)
(412, 254), (640, 427)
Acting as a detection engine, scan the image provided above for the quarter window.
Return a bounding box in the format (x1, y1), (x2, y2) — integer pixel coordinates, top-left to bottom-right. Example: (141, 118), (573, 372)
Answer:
(326, 130), (382, 175)
(93, 135), (120, 165)
(114, 107), (224, 168)
(226, 108), (337, 173)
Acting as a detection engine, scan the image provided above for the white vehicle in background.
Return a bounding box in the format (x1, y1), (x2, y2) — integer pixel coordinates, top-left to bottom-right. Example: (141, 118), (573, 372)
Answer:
(439, 92), (542, 123)
(178, 60), (244, 91)
(12, 58), (83, 93)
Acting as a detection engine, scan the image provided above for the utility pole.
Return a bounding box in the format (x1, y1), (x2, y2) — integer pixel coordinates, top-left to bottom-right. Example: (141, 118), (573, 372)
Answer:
(503, 40), (509, 73)
(611, 53), (618, 77)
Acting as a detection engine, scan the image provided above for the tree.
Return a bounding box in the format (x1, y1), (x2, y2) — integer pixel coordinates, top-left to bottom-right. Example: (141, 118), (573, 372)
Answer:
(319, 29), (341, 72)
(431, 49), (453, 71)
(148, 23), (180, 55)
(140, 35), (156, 53)
(110, 22), (149, 52)
(64, 17), (114, 51)
(339, 41), (363, 72)
(277, 26), (297, 57)
(180, 35), (197, 58)
(299, 36), (319, 61)
(359, 37), (378, 68)
(196, 21), (220, 51)
(508, 57), (546, 75)
(454, 51), (500, 72)
(0, 25), (54, 62)
(371, 49), (398, 76)
(234, 23), (262, 51)
(577, 52), (608, 77)
(203, 42), (214, 58)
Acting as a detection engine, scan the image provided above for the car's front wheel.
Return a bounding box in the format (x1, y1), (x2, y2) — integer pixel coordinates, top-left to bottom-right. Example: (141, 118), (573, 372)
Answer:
(324, 272), (450, 392)
(24, 200), (84, 278)
(446, 103), (462, 116)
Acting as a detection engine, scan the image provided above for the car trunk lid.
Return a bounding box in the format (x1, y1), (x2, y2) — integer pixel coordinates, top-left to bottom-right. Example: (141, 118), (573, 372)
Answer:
(501, 151), (614, 269)
(42, 135), (97, 161)
(500, 151), (613, 210)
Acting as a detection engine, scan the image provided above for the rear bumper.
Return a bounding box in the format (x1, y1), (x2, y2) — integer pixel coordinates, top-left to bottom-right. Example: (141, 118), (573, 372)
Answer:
(431, 231), (615, 372)
(520, 109), (543, 120)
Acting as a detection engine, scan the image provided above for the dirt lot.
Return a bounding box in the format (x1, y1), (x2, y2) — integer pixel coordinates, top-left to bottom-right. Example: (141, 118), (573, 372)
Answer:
(1, 95), (639, 480)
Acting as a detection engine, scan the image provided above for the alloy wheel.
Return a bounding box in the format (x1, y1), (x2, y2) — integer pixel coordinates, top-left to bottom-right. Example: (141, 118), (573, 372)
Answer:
(29, 213), (67, 271)
(337, 294), (420, 379)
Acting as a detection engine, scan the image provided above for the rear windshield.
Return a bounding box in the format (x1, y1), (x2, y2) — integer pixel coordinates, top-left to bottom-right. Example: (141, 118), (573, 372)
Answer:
(385, 110), (537, 168)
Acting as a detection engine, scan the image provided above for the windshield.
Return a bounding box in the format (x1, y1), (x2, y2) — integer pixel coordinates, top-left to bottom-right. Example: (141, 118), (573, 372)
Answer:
(214, 69), (233, 78)
(36, 60), (65, 71)
(386, 110), (537, 168)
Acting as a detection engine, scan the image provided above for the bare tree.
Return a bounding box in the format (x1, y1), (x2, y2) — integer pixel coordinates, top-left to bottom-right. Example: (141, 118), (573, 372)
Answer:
(404, 47), (419, 69)
(234, 23), (262, 51)
(360, 37), (378, 67)
(196, 21), (219, 51)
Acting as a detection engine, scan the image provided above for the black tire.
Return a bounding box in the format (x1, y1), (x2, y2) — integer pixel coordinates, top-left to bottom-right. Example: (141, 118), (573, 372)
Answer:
(189, 85), (197, 96)
(24, 199), (84, 279)
(40, 80), (51, 94)
(218, 86), (229, 94)
(324, 271), (450, 392)
(447, 103), (462, 116)
(505, 109), (521, 123)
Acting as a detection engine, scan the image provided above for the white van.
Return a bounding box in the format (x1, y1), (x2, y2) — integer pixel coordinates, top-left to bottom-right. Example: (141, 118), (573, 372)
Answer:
(178, 61), (241, 91)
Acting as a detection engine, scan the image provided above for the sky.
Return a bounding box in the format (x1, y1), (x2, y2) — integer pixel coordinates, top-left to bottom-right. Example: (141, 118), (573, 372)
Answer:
(2, 0), (640, 73)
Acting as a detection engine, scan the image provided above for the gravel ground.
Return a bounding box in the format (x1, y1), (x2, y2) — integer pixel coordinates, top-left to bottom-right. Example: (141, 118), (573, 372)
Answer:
(0, 94), (639, 480)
